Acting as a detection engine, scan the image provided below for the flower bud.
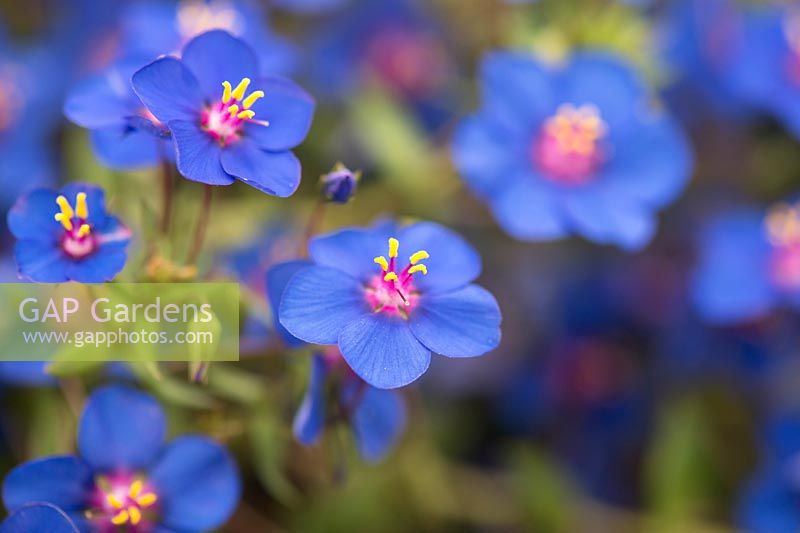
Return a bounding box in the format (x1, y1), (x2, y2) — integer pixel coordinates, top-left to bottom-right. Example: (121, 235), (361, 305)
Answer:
(321, 163), (360, 204)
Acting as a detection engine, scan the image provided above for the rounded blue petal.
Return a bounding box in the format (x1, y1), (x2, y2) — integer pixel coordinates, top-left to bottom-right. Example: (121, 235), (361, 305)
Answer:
(409, 284), (501, 357)
(309, 227), (391, 282)
(181, 30), (259, 100)
(7, 188), (61, 242)
(169, 119), (235, 185)
(292, 354), (329, 445)
(132, 57), (203, 123)
(279, 265), (369, 344)
(265, 260), (312, 347)
(338, 314), (431, 389)
(3, 456), (93, 513)
(147, 436), (241, 532)
(244, 77), (315, 151)
(66, 239), (130, 283)
(64, 64), (136, 129)
(489, 174), (567, 240)
(563, 189), (657, 250)
(0, 503), (79, 533)
(89, 127), (162, 170)
(219, 141), (301, 197)
(13, 240), (71, 283)
(349, 386), (406, 463)
(77, 385), (166, 472)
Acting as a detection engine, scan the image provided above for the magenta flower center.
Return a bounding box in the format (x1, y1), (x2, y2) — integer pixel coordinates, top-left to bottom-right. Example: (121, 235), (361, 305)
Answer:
(55, 192), (97, 259)
(201, 77), (266, 146)
(532, 104), (608, 185)
(88, 473), (159, 532)
(765, 203), (800, 290)
(366, 237), (429, 318)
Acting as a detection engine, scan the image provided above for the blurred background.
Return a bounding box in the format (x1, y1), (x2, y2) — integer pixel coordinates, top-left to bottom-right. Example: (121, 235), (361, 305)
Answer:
(1, 0), (800, 531)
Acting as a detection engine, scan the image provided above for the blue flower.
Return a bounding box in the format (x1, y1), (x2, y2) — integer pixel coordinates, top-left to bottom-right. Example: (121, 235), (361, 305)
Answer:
(2, 385), (240, 532)
(452, 51), (692, 250)
(121, 0), (296, 77)
(293, 352), (406, 462)
(278, 220), (502, 389)
(1, 503), (79, 533)
(64, 58), (171, 170)
(7, 183), (132, 283)
(728, 6), (800, 139)
(692, 203), (800, 324)
(266, 260), (310, 348)
(132, 30), (315, 196)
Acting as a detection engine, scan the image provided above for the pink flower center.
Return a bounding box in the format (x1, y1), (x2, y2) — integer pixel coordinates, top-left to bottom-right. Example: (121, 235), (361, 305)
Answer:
(87, 473), (159, 532)
(765, 202), (800, 290)
(365, 237), (429, 318)
(201, 77), (266, 146)
(55, 193), (96, 259)
(532, 104), (608, 185)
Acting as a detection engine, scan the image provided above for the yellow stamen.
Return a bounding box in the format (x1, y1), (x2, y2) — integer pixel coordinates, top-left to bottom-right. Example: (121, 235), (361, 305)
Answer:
(106, 494), (124, 509)
(54, 213), (73, 232)
(374, 256), (389, 271)
(236, 110), (255, 120)
(77, 224), (91, 238)
(128, 506), (142, 526)
(388, 238), (399, 258)
(221, 81), (232, 103)
(242, 90), (264, 109)
(128, 480), (143, 499)
(231, 78), (251, 101)
(227, 104), (239, 117)
(409, 250), (429, 265)
(75, 192), (88, 219)
(137, 493), (158, 508)
(408, 264), (428, 276)
(56, 195), (74, 220)
(110, 510), (129, 525)
(384, 272), (399, 282)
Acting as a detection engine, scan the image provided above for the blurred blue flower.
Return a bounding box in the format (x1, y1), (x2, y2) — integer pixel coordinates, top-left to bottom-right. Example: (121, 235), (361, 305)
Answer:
(0, 503), (78, 533)
(279, 220), (502, 389)
(692, 203), (800, 323)
(2, 385), (240, 532)
(729, 6), (800, 139)
(122, 0), (296, 76)
(266, 260), (310, 348)
(132, 30), (315, 196)
(273, 0), (349, 14)
(294, 351), (406, 462)
(65, 58), (171, 170)
(452, 51), (692, 250)
(7, 183), (131, 283)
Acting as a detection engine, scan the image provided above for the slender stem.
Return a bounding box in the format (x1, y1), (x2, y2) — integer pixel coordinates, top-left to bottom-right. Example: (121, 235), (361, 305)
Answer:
(302, 199), (326, 257)
(159, 160), (174, 235)
(186, 185), (213, 265)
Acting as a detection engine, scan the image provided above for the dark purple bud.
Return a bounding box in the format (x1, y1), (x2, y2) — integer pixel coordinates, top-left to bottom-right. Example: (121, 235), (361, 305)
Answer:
(321, 163), (360, 204)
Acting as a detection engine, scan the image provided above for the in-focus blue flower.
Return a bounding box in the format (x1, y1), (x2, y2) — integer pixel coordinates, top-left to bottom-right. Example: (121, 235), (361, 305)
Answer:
(729, 6), (800, 139)
(7, 183), (131, 283)
(452, 51), (692, 250)
(132, 30), (315, 196)
(0, 503), (78, 533)
(2, 385), (240, 532)
(121, 0), (296, 76)
(65, 59), (171, 170)
(294, 351), (406, 463)
(278, 220), (502, 389)
(692, 203), (800, 324)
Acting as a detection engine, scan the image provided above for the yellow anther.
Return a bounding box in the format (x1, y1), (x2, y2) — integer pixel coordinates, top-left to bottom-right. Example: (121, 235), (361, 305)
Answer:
(242, 90), (264, 109)
(227, 104), (239, 117)
(137, 493), (158, 508)
(56, 195), (74, 220)
(110, 510), (129, 525)
(231, 78), (251, 101)
(128, 506), (142, 526)
(75, 192), (88, 219)
(236, 110), (255, 120)
(384, 272), (399, 283)
(106, 494), (124, 509)
(128, 480), (143, 499)
(221, 81), (232, 103)
(374, 256), (389, 271)
(409, 250), (429, 265)
(54, 213), (73, 232)
(77, 224), (91, 238)
(388, 238), (399, 258)
(408, 264), (428, 276)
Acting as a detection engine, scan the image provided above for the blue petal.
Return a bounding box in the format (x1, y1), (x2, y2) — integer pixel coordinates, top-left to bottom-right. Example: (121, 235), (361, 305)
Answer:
(349, 386), (406, 463)
(0, 503), (79, 533)
(489, 174), (567, 241)
(14, 240), (70, 283)
(169, 120), (235, 185)
(738, 470), (800, 533)
(7, 188), (61, 242)
(265, 260), (311, 347)
(398, 222), (482, 293)
(409, 284), (501, 357)
(220, 141), (301, 196)
(2, 456), (93, 512)
(480, 51), (555, 134)
(338, 314), (431, 389)
(78, 385), (166, 472)
(90, 127), (162, 170)
(0, 362), (55, 386)
(563, 189), (657, 250)
(243, 77), (315, 151)
(131, 57), (203, 123)
(147, 436), (241, 532)
(66, 239), (129, 283)
(64, 65), (136, 129)
(292, 354), (329, 445)
(181, 30), (259, 100)
(308, 227), (391, 282)
(279, 265), (369, 344)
